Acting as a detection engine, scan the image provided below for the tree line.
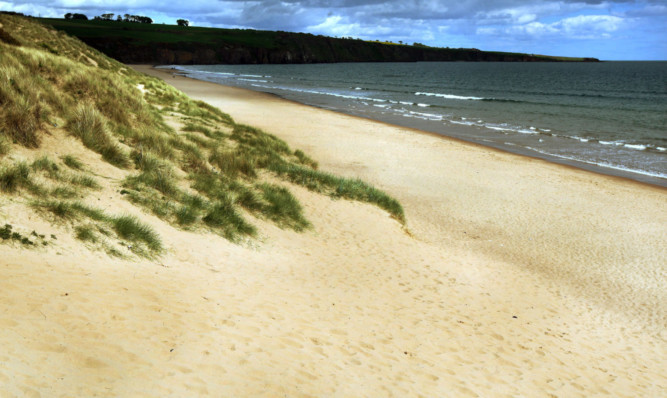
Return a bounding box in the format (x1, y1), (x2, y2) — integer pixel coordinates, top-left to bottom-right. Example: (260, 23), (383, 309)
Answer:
(63, 13), (189, 26)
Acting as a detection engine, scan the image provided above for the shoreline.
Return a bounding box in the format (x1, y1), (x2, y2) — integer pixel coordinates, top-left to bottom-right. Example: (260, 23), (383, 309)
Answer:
(1, 63), (664, 396)
(137, 63), (667, 328)
(158, 64), (667, 188)
(115, 64), (666, 395)
(155, 64), (666, 190)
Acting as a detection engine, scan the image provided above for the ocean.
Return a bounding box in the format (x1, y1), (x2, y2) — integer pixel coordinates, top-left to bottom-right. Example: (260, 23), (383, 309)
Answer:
(162, 62), (667, 187)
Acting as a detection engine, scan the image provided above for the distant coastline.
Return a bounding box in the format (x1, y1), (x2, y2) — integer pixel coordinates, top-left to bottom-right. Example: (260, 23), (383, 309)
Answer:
(40, 17), (600, 65)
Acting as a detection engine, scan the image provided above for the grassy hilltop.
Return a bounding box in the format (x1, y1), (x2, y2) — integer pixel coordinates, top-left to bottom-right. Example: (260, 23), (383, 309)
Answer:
(0, 14), (403, 258)
(40, 17), (599, 64)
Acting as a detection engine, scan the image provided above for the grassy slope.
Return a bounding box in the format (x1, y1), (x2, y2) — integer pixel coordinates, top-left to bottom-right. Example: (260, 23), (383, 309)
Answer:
(42, 18), (277, 48)
(40, 18), (594, 62)
(0, 14), (403, 258)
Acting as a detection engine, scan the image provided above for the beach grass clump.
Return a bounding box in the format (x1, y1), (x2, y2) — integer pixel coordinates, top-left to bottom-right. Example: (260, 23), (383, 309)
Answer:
(32, 199), (108, 222)
(133, 131), (177, 161)
(234, 185), (265, 212)
(203, 200), (256, 241)
(61, 154), (84, 170)
(0, 135), (10, 157)
(67, 104), (130, 168)
(183, 122), (214, 137)
(1, 95), (42, 148)
(209, 148), (257, 178)
(189, 172), (235, 202)
(50, 185), (78, 199)
(294, 149), (318, 169)
(126, 151), (179, 197)
(193, 100), (233, 124)
(175, 205), (199, 226)
(270, 163), (405, 223)
(31, 198), (163, 256)
(35, 199), (80, 220)
(184, 132), (217, 149)
(231, 124), (291, 156)
(69, 174), (99, 189)
(0, 224), (51, 247)
(140, 78), (188, 106)
(181, 146), (209, 173)
(173, 193), (208, 226)
(31, 156), (60, 176)
(111, 215), (162, 252)
(30, 156), (99, 189)
(177, 99), (233, 124)
(0, 161), (33, 193)
(74, 224), (97, 242)
(258, 183), (310, 231)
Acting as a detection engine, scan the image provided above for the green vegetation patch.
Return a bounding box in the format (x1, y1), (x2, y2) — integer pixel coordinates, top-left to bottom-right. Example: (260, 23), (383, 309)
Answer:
(67, 104), (130, 168)
(0, 13), (406, 257)
(0, 223), (52, 247)
(258, 183), (310, 231)
(269, 163), (405, 223)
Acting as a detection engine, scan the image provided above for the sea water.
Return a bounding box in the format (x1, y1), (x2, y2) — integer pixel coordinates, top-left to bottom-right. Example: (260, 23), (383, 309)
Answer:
(163, 62), (667, 186)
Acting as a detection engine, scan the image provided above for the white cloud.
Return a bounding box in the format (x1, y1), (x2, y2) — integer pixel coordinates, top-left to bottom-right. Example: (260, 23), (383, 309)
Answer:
(558, 14), (623, 38)
(0, 0), (664, 59)
(477, 13), (624, 40)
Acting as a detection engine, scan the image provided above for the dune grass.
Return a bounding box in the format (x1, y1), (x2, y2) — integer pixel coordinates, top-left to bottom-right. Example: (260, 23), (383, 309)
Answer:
(61, 155), (84, 170)
(67, 104), (130, 168)
(0, 162), (32, 193)
(258, 183), (311, 231)
(111, 215), (162, 252)
(0, 135), (11, 157)
(269, 162), (405, 223)
(32, 199), (162, 255)
(0, 13), (405, 257)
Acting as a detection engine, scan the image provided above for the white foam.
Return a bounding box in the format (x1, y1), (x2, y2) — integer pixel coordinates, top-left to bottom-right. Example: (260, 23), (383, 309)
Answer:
(416, 92), (484, 101)
(248, 84), (389, 103)
(417, 103), (429, 107)
(600, 140), (624, 146)
(450, 120), (476, 126)
(407, 111), (442, 120)
(525, 147), (667, 179)
(487, 126), (512, 132)
(625, 144), (647, 151)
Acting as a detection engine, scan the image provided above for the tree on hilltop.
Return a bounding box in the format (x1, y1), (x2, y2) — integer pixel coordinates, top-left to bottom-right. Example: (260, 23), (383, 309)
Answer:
(177, 19), (189, 27)
(64, 13), (88, 20)
(95, 13), (114, 21)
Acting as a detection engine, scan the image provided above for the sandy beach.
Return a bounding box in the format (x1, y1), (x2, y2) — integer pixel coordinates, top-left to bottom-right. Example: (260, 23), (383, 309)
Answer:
(1, 64), (664, 397)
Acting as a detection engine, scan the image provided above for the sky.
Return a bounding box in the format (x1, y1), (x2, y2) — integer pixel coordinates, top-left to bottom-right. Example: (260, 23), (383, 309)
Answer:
(2, 1), (666, 60)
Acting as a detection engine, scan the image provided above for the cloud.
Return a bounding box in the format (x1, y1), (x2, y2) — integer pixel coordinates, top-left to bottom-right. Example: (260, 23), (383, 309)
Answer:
(478, 13), (624, 39)
(558, 14), (623, 38)
(0, 0), (665, 59)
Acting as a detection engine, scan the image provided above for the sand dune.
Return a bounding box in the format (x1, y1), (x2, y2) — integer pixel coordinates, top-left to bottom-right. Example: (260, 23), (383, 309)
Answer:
(0, 65), (664, 397)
